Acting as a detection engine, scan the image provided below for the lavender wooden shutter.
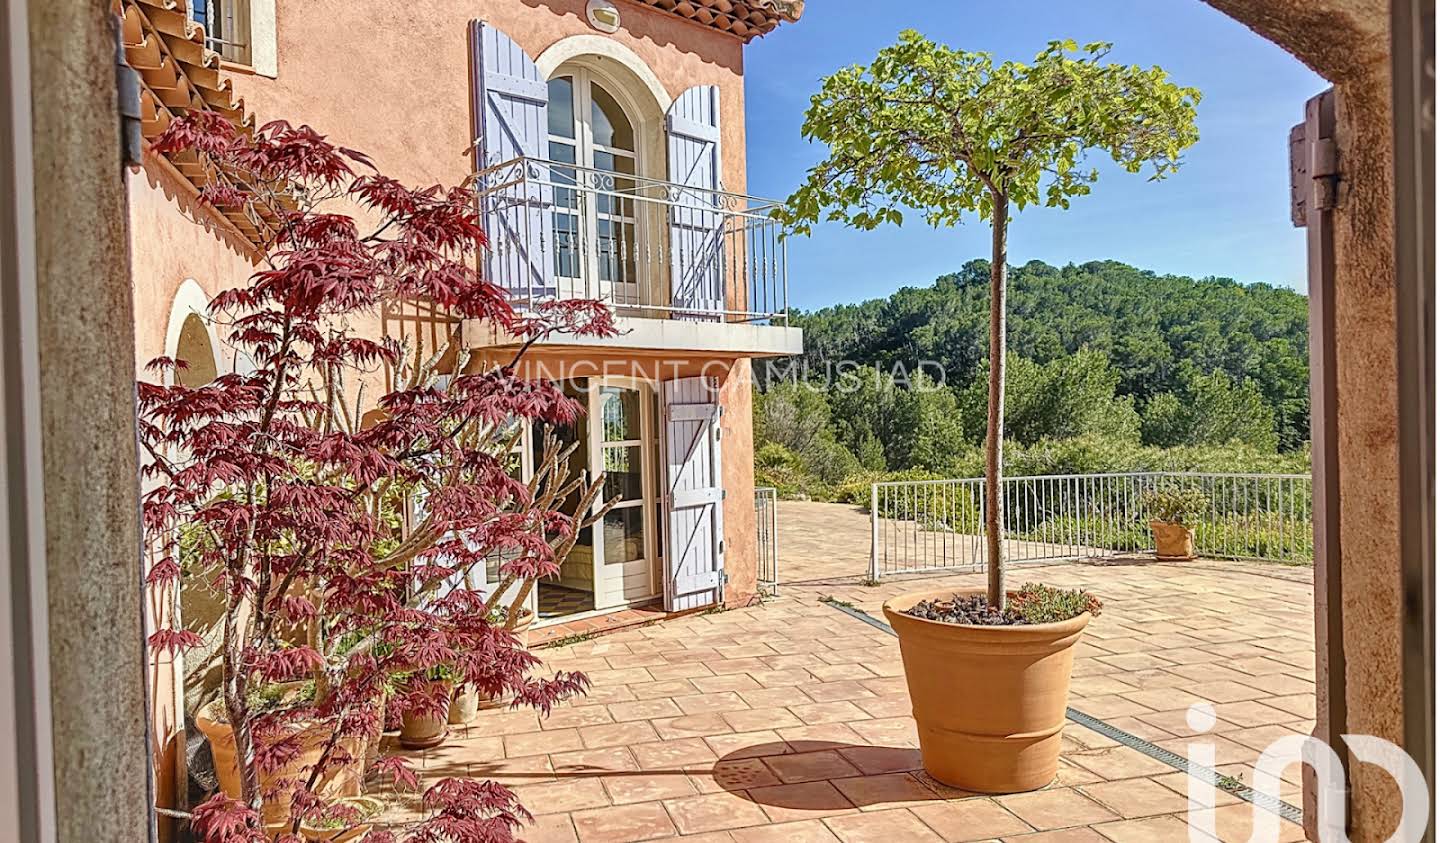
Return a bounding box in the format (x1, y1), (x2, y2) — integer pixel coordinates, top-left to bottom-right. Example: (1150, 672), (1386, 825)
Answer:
(662, 377), (725, 611)
(666, 86), (725, 320)
(470, 20), (555, 300)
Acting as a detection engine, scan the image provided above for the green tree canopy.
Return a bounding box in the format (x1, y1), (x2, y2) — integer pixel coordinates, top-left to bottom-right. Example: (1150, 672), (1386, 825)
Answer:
(779, 31), (1201, 607)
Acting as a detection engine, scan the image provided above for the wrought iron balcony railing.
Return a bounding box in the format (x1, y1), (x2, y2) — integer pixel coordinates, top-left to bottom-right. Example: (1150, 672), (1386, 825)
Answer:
(472, 156), (788, 324)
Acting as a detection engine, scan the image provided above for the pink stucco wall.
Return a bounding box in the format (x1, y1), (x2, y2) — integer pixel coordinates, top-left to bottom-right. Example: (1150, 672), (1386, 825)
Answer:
(227, 0), (749, 196)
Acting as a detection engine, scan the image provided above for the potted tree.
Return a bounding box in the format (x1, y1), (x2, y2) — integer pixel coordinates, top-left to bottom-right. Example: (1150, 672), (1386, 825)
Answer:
(1144, 486), (1209, 560)
(782, 33), (1198, 792)
(142, 113), (612, 840)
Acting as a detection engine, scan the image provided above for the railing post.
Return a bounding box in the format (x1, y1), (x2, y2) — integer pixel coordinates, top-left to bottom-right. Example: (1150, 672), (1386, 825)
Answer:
(870, 484), (881, 581)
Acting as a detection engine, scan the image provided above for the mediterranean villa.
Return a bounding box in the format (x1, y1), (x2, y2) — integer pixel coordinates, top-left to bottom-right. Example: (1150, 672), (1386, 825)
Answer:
(124, 0), (803, 825)
(2, 2), (1423, 842)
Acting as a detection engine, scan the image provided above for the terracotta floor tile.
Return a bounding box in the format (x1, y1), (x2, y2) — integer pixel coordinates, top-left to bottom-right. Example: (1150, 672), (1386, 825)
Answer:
(836, 745), (924, 776)
(549, 746), (639, 774)
(1091, 815), (1197, 843)
(579, 721), (661, 749)
(607, 698), (685, 722)
(1079, 778), (1188, 818)
(997, 788), (1121, 830)
(1069, 695), (1152, 719)
(1263, 694), (1316, 719)
(1209, 701), (1299, 728)
(790, 701), (871, 725)
(664, 791), (771, 834)
(465, 753), (556, 787)
(1190, 803), (1305, 842)
(631, 737), (718, 770)
(522, 812), (578, 843)
(692, 674), (765, 693)
(740, 687), (816, 709)
(504, 727), (583, 758)
(910, 798), (1034, 841)
(599, 769), (698, 804)
(675, 691), (752, 715)
(1000, 828), (1111, 842)
(831, 772), (938, 811)
(823, 808), (944, 842)
(731, 818), (844, 842)
(778, 722), (868, 753)
(697, 757), (783, 793)
(749, 779), (857, 822)
(848, 717), (920, 747)
(471, 709), (542, 735)
(723, 707), (804, 733)
(510, 777), (612, 815)
(629, 680), (703, 700)
(1064, 747), (1172, 781)
(542, 705), (616, 730)
(805, 681), (880, 703)
(569, 801), (676, 842)
(705, 729), (791, 760)
(653, 712), (735, 740)
(763, 750), (864, 784)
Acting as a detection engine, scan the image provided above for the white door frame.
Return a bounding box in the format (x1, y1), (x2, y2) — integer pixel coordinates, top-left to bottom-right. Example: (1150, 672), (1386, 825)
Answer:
(587, 376), (659, 609)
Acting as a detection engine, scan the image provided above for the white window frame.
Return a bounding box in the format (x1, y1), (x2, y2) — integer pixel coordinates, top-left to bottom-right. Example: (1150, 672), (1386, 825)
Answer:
(546, 66), (647, 307)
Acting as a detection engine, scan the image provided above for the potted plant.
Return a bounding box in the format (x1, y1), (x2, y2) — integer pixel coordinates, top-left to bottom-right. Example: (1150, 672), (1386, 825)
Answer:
(882, 584), (1101, 792)
(298, 796), (384, 842)
(142, 113), (610, 841)
(400, 667), (456, 749)
(780, 32), (1197, 794)
(1144, 486), (1208, 560)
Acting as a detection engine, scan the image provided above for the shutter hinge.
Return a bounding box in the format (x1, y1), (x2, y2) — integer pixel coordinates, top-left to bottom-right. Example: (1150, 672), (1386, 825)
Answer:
(1289, 92), (1339, 227)
(114, 14), (144, 169)
(717, 540), (725, 556)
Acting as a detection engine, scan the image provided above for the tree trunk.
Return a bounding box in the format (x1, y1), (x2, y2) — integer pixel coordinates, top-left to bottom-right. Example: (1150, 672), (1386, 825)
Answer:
(985, 190), (1009, 610)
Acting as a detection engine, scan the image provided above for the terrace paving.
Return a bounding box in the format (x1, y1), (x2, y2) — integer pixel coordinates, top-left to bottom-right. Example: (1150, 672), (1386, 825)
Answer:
(385, 501), (1317, 842)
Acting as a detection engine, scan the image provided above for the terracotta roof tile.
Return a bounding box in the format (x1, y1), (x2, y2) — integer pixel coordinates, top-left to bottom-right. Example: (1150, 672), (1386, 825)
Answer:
(627, 0), (802, 41)
(118, 0), (273, 247)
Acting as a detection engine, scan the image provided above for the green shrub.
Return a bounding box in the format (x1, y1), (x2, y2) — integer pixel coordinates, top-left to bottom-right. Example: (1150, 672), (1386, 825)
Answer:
(1144, 485), (1209, 525)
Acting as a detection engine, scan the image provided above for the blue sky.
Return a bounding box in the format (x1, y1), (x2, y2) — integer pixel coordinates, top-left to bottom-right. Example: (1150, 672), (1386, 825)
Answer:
(742, 0), (1328, 311)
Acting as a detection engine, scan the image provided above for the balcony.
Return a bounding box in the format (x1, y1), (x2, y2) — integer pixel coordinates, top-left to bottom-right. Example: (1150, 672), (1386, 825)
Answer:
(465, 156), (801, 358)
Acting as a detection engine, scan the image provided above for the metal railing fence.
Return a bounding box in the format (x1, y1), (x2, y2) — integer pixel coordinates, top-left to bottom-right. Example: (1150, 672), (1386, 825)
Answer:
(473, 156), (787, 324)
(755, 486), (779, 595)
(869, 472), (1313, 579)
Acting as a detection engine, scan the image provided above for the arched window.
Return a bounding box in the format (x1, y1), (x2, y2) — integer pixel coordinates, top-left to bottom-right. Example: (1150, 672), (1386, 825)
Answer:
(547, 71), (640, 302)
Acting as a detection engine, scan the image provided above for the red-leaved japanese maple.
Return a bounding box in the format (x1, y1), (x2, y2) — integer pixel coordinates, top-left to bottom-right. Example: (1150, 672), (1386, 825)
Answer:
(141, 112), (616, 842)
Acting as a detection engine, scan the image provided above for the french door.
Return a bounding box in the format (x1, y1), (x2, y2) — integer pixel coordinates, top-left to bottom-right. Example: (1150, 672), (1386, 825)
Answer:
(547, 69), (641, 307)
(588, 379), (658, 609)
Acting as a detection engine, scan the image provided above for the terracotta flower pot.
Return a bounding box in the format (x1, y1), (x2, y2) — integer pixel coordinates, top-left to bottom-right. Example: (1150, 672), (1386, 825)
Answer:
(299, 795), (383, 842)
(194, 700), (364, 827)
(882, 589), (1092, 794)
(448, 685), (480, 725)
(1149, 520), (1196, 560)
(399, 680), (453, 750)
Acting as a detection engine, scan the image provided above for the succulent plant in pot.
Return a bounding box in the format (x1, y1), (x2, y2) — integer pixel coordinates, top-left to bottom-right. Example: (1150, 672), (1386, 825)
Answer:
(1143, 486), (1209, 560)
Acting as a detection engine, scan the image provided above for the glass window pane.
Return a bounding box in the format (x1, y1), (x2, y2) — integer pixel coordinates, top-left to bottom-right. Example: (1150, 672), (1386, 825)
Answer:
(603, 445), (643, 501)
(548, 77), (576, 139)
(602, 507), (644, 563)
(599, 387), (640, 441)
(590, 83), (634, 151)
